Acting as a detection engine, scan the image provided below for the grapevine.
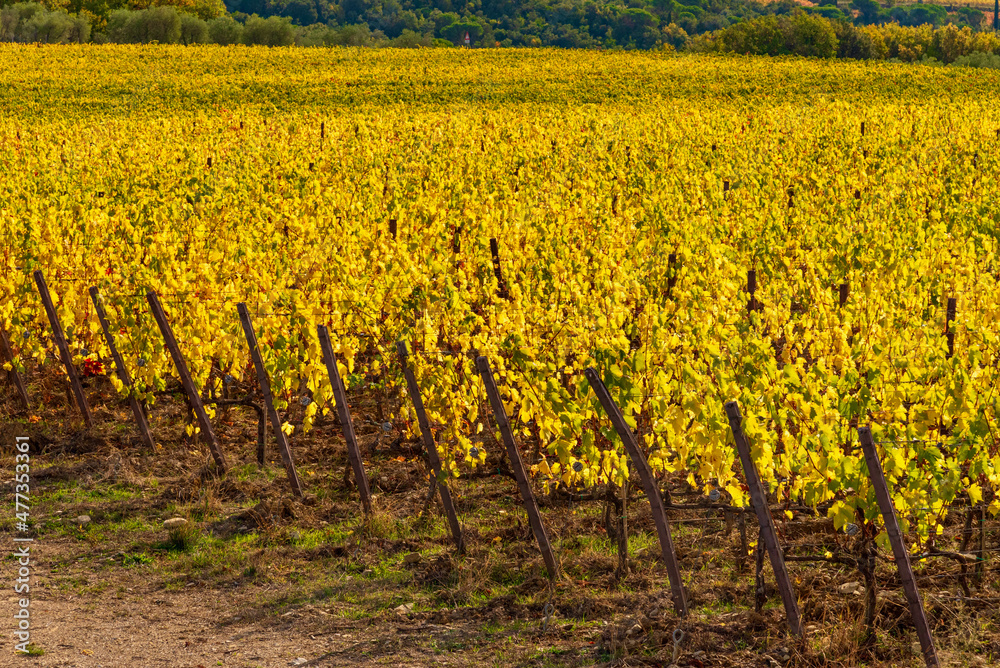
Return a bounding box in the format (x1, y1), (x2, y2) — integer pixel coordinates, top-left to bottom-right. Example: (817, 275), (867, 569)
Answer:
(2, 46), (1000, 554)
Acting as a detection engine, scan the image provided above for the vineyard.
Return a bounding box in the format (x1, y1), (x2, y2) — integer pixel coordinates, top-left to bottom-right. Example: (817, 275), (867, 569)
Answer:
(4, 46), (1000, 667)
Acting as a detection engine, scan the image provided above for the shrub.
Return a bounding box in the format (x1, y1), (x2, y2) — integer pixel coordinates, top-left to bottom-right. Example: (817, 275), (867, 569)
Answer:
(180, 13), (208, 44)
(836, 20), (880, 59)
(930, 24), (975, 63)
(295, 23), (333, 46)
(108, 7), (182, 44)
(716, 15), (785, 55)
(28, 7), (74, 42)
(0, 2), (90, 43)
(877, 22), (935, 62)
(207, 15), (243, 45)
(242, 15), (295, 46)
(192, 0), (226, 20)
(0, 2), (42, 43)
(661, 22), (688, 50)
(329, 23), (376, 46)
(64, 12), (89, 43)
(714, 11), (838, 58)
(389, 29), (436, 48)
(785, 11), (838, 57)
(970, 30), (1000, 55)
(858, 25), (888, 59)
(951, 50), (1000, 68)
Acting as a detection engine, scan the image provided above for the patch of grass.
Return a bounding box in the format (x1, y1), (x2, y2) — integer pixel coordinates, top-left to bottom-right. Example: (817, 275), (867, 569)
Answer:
(367, 559), (410, 585)
(528, 646), (572, 661)
(335, 606), (371, 621)
(159, 522), (201, 552)
(22, 643), (44, 656)
(488, 561), (525, 587)
(101, 516), (158, 535)
(122, 553), (154, 567)
(362, 506), (397, 540)
(288, 528), (326, 548)
(700, 599), (737, 616)
(35, 480), (142, 506)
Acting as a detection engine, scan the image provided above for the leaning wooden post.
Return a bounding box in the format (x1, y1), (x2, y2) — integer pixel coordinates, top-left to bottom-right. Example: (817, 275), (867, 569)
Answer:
(945, 297), (956, 359)
(33, 270), (93, 428)
(476, 355), (557, 579)
(666, 252), (678, 299)
(584, 367), (687, 616)
(397, 341), (465, 553)
(317, 325), (372, 515)
(489, 238), (510, 299)
(725, 400), (803, 637)
(0, 325), (29, 409)
(146, 290), (228, 473)
(858, 427), (939, 668)
(237, 303), (303, 497)
(89, 287), (154, 449)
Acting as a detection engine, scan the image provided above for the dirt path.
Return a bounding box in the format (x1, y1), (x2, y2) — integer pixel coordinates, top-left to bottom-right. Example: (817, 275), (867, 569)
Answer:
(8, 534), (512, 668)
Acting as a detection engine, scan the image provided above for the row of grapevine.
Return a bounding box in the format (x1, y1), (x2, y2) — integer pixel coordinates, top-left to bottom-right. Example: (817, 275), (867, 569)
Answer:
(0, 278), (955, 665)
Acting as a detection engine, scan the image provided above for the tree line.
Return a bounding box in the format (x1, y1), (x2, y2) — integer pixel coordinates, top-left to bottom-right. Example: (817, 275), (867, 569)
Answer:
(0, 0), (997, 54)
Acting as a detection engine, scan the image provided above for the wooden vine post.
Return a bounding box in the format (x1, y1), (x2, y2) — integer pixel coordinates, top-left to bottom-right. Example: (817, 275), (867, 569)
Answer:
(858, 427), (939, 668)
(88, 287), (154, 449)
(489, 238), (510, 299)
(396, 341), (465, 553)
(146, 290), (228, 473)
(746, 270), (758, 313)
(725, 401), (803, 637)
(476, 355), (557, 579)
(317, 325), (372, 515)
(33, 270), (93, 428)
(584, 367), (688, 616)
(666, 253), (678, 298)
(237, 303), (303, 497)
(945, 297), (956, 359)
(0, 325), (29, 409)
